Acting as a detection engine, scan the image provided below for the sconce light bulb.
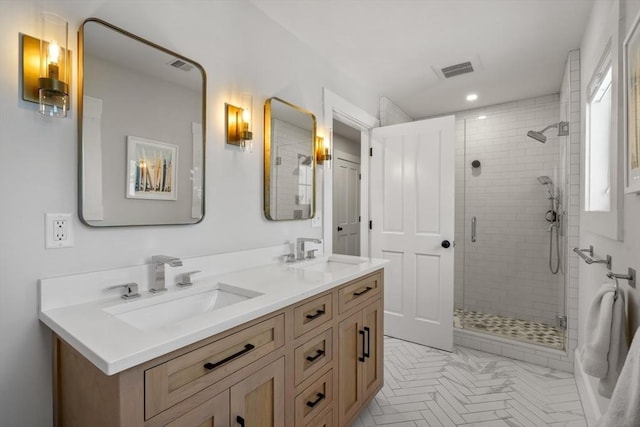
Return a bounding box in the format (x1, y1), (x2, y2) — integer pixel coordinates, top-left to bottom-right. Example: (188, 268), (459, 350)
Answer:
(48, 40), (60, 64)
(242, 108), (250, 123)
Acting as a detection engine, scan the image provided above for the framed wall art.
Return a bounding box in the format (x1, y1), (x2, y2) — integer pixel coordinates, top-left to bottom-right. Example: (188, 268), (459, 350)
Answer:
(126, 136), (178, 200)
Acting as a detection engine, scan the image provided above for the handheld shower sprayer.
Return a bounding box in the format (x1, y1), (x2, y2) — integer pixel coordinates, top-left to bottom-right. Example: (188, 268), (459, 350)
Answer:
(536, 175), (561, 274)
(537, 175), (554, 199)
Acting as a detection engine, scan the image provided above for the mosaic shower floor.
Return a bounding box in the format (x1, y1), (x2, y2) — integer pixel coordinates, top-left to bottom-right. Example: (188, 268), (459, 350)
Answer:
(454, 309), (565, 350)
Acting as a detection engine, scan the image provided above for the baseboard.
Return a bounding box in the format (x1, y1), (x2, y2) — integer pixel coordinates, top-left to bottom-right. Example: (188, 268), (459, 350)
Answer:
(574, 348), (603, 426)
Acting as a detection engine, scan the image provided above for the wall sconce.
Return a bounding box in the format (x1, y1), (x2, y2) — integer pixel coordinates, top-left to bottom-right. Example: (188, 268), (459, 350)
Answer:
(21, 12), (70, 118)
(225, 94), (253, 149)
(316, 136), (332, 166)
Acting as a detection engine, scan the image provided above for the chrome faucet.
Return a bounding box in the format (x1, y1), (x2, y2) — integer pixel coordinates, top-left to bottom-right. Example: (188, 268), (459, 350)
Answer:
(296, 238), (322, 261)
(150, 255), (183, 293)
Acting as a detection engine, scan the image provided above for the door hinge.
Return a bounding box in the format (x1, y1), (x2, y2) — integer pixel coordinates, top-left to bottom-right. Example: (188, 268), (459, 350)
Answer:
(359, 173), (362, 181)
(369, 147), (373, 157)
(556, 315), (567, 331)
(358, 216), (361, 223)
(369, 220), (372, 230)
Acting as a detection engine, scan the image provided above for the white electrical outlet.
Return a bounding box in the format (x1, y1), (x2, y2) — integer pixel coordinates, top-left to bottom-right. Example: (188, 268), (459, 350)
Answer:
(45, 213), (74, 248)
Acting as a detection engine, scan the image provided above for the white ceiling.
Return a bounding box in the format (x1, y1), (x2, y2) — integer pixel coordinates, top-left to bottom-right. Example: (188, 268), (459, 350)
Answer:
(250, 0), (594, 119)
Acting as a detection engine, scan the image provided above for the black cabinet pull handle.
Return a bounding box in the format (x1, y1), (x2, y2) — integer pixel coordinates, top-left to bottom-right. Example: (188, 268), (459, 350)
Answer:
(337, 226), (343, 231)
(306, 392), (325, 408)
(236, 415), (245, 426)
(305, 309), (325, 320)
(353, 286), (372, 297)
(306, 349), (325, 362)
(359, 329), (366, 362)
(364, 326), (371, 359)
(204, 343), (255, 371)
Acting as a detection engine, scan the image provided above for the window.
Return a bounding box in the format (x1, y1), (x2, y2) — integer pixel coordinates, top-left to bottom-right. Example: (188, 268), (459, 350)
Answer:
(585, 64), (612, 211)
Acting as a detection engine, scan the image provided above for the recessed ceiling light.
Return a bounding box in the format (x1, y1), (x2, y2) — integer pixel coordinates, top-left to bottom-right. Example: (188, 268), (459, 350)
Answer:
(478, 115), (487, 120)
(466, 93), (478, 101)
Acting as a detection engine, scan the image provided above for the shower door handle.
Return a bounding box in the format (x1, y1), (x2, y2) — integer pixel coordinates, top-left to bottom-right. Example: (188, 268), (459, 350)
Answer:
(471, 216), (477, 243)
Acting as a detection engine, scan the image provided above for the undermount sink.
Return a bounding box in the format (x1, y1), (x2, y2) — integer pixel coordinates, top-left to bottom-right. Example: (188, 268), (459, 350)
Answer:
(104, 283), (262, 330)
(293, 255), (367, 273)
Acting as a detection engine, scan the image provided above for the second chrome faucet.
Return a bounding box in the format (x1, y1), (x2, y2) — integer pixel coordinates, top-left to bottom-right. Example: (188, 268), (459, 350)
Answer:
(295, 237), (322, 261)
(150, 255), (183, 293)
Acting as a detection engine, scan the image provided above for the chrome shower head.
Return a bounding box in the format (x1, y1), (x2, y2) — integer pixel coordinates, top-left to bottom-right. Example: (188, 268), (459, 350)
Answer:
(526, 121), (569, 143)
(298, 154), (312, 165)
(537, 176), (552, 185)
(527, 130), (547, 143)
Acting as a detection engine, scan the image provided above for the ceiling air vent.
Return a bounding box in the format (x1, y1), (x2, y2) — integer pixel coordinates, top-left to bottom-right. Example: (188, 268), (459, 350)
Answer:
(167, 58), (194, 72)
(441, 61), (474, 78)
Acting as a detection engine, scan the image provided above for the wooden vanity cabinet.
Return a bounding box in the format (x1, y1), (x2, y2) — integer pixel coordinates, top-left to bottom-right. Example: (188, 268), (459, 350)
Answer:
(337, 299), (383, 425)
(52, 269), (383, 427)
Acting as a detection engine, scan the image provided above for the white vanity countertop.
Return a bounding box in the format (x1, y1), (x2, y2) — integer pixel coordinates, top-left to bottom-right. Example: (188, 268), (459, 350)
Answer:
(39, 254), (387, 375)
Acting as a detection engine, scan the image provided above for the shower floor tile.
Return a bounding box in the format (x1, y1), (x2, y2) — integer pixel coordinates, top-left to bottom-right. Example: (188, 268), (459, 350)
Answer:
(454, 309), (565, 350)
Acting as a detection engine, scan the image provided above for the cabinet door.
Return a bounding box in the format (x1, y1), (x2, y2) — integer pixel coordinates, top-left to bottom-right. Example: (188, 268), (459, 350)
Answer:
(165, 390), (229, 427)
(337, 311), (363, 425)
(230, 358), (285, 427)
(362, 299), (383, 401)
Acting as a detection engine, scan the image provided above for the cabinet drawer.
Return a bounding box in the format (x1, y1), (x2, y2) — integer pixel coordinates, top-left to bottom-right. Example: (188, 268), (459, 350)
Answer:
(294, 293), (332, 338)
(338, 271), (381, 314)
(294, 328), (332, 386)
(295, 370), (333, 426)
(306, 407), (333, 427)
(144, 314), (285, 419)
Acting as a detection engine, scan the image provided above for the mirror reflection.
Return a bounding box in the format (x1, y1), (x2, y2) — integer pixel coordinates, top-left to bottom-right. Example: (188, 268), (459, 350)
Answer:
(264, 97), (317, 221)
(79, 18), (206, 226)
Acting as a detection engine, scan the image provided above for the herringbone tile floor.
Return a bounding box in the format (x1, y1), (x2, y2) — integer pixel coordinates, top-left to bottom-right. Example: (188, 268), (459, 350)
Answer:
(353, 337), (586, 426)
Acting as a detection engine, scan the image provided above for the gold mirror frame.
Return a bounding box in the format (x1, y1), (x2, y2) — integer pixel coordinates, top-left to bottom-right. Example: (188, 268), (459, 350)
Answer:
(78, 18), (206, 227)
(264, 97), (317, 221)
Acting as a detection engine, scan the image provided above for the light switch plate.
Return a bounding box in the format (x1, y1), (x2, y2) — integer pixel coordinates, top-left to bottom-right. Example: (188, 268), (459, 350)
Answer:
(45, 213), (74, 248)
(311, 213), (322, 228)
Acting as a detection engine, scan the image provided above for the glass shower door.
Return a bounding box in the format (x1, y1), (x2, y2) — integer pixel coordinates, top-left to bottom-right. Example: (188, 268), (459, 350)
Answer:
(456, 111), (566, 350)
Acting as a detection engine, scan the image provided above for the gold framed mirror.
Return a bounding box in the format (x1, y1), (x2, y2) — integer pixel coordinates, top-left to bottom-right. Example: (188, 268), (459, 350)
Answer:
(264, 97), (317, 221)
(78, 18), (206, 226)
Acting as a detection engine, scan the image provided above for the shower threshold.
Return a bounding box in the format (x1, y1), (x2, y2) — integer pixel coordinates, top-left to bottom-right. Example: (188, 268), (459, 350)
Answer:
(454, 309), (564, 350)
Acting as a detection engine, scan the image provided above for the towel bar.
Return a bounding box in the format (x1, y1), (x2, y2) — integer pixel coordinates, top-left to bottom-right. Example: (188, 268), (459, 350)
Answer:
(607, 268), (636, 289)
(573, 246), (612, 270)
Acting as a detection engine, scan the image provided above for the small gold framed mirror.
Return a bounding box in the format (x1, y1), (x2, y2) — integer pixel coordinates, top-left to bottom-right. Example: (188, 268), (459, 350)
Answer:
(264, 97), (317, 221)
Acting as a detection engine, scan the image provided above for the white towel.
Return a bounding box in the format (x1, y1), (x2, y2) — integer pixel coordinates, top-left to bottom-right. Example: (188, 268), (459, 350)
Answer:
(598, 289), (628, 398)
(579, 283), (629, 398)
(597, 327), (640, 427)
(580, 284), (618, 377)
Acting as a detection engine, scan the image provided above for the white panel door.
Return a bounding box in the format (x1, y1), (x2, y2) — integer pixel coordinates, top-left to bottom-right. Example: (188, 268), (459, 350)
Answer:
(370, 116), (455, 351)
(334, 157), (361, 256)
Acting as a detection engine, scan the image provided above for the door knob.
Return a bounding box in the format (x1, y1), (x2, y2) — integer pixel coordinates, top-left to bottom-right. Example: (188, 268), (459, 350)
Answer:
(337, 226), (343, 231)
(441, 240), (451, 248)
